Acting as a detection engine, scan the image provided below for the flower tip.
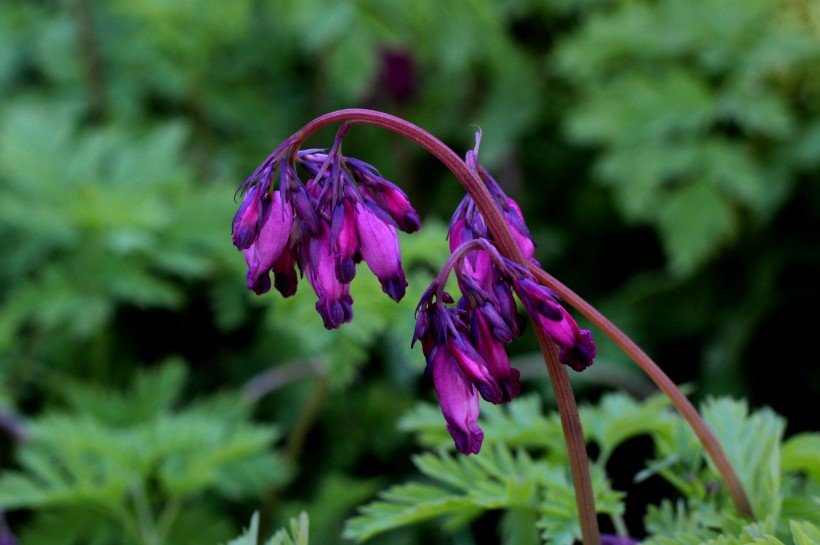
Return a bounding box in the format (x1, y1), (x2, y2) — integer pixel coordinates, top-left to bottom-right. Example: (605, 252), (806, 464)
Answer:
(316, 297), (354, 329)
(447, 422), (484, 455)
(232, 228), (256, 251)
(247, 270), (272, 295)
(336, 258), (357, 284)
(383, 276), (408, 302)
(560, 330), (596, 372)
(401, 210), (422, 233)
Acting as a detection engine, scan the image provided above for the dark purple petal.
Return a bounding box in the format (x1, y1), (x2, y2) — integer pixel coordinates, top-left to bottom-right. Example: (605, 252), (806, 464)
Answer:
(478, 302), (514, 343)
(513, 277), (562, 322)
(559, 329), (596, 372)
(331, 200), (358, 283)
(272, 250), (298, 297)
(492, 280), (525, 338)
(291, 185), (321, 236)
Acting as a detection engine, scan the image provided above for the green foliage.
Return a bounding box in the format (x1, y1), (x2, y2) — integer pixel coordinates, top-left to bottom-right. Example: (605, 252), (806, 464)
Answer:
(0, 101), (242, 346)
(0, 361), (287, 545)
(226, 512), (310, 545)
(344, 444), (622, 544)
(555, 0), (820, 274)
(356, 394), (820, 545)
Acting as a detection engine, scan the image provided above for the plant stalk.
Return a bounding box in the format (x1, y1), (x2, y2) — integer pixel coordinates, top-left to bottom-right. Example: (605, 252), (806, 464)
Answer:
(282, 108), (598, 544)
(536, 330), (600, 545)
(527, 265), (755, 519)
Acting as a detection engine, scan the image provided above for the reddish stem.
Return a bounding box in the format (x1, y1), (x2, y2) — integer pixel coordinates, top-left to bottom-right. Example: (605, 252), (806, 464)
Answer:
(286, 109), (602, 545)
(527, 265), (755, 518)
(279, 107), (746, 541)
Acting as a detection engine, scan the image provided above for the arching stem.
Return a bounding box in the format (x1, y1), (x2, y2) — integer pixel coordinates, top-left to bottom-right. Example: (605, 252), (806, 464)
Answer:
(527, 265), (755, 518)
(284, 109), (600, 545)
(277, 106), (745, 538)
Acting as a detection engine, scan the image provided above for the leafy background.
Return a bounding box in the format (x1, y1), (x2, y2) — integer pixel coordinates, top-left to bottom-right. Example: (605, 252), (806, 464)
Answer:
(0, 0), (818, 543)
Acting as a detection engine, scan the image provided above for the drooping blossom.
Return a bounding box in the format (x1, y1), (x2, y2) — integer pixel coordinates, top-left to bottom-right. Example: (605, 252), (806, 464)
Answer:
(415, 236), (595, 454)
(231, 130), (420, 329)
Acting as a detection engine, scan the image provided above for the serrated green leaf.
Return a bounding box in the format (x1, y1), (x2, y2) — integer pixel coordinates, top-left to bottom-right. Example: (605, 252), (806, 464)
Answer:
(791, 520), (820, 545)
(782, 434), (820, 484)
(580, 391), (675, 463)
(657, 180), (737, 275)
(701, 398), (785, 519)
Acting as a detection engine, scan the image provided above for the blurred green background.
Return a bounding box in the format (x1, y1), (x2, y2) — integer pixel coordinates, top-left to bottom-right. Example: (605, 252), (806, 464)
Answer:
(0, 0), (818, 543)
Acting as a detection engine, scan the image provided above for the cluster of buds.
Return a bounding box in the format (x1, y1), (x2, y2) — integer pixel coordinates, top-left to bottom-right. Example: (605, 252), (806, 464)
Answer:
(412, 135), (595, 454)
(231, 127), (421, 329)
(413, 237), (595, 454)
(232, 126), (595, 455)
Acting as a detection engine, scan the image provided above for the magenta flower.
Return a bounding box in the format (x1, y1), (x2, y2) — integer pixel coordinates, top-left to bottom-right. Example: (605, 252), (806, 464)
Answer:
(231, 133), (419, 329)
(355, 201), (408, 302)
(413, 299), (501, 454)
(243, 191), (293, 295)
(305, 223), (353, 329)
(231, 185), (261, 251)
(431, 342), (484, 455)
(414, 237), (594, 453)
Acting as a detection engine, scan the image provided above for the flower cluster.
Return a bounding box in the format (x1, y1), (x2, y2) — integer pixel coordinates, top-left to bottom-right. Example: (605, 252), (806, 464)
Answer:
(231, 131), (421, 329)
(413, 135), (595, 454)
(450, 134), (596, 372)
(413, 239), (595, 454)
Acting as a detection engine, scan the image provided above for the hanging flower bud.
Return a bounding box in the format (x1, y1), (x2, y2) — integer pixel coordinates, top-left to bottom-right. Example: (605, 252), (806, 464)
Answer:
(355, 201), (408, 302)
(431, 344), (484, 455)
(306, 224), (353, 329)
(243, 191), (294, 295)
(331, 199), (359, 284)
(232, 185), (261, 250)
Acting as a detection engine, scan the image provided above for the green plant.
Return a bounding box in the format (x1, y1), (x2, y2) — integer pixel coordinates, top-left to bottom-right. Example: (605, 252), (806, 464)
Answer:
(0, 361), (287, 545)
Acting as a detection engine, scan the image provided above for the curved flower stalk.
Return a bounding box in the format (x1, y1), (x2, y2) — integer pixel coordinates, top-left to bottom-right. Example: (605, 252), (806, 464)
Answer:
(232, 108), (755, 545)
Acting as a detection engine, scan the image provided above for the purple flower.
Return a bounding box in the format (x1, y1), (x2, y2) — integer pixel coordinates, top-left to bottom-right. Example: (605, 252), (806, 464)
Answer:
(431, 343), (484, 455)
(355, 201), (407, 302)
(233, 140), (417, 329)
(470, 310), (520, 402)
(232, 185), (261, 250)
(453, 132), (539, 266)
(243, 191), (293, 295)
(306, 224), (353, 329)
(414, 284), (519, 453)
(414, 237), (595, 453)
